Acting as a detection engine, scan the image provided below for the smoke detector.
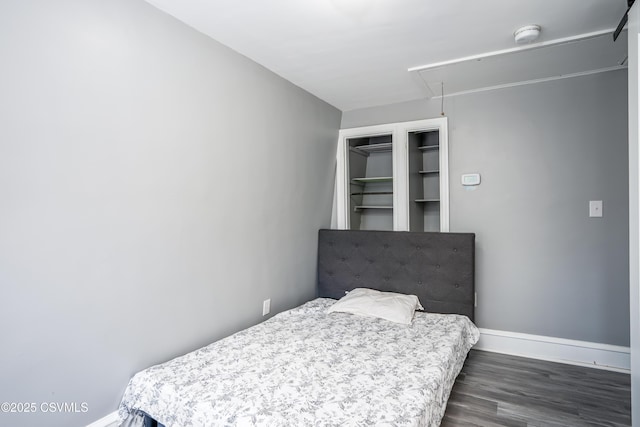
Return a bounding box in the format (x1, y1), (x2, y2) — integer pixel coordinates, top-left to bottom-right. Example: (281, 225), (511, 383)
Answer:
(514, 25), (541, 44)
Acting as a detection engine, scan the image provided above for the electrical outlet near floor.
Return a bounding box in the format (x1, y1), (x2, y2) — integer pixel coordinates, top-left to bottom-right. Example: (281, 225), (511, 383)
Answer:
(262, 299), (271, 316)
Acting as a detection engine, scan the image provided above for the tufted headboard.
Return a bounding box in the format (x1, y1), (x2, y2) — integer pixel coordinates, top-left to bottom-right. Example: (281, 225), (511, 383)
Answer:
(317, 229), (475, 321)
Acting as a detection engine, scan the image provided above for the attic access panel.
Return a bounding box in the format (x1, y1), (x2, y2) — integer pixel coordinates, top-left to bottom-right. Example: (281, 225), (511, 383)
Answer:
(414, 31), (628, 97)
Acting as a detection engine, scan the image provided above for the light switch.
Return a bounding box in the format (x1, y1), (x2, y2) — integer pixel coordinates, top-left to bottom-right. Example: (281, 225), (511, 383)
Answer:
(589, 200), (603, 218)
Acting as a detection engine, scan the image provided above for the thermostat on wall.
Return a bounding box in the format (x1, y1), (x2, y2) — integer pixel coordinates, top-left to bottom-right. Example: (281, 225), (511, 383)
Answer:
(461, 173), (481, 186)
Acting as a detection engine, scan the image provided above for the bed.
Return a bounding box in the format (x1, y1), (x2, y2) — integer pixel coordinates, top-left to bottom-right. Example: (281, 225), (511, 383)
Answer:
(118, 229), (478, 427)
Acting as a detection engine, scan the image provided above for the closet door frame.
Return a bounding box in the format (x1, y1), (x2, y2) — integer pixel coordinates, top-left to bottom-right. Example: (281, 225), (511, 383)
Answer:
(335, 118), (449, 231)
(396, 117), (449, 232)
(336, 123), (398, 230)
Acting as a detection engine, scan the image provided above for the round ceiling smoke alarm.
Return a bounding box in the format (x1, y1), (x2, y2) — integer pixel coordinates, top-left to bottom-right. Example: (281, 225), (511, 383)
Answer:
(514, 25), (541, 44)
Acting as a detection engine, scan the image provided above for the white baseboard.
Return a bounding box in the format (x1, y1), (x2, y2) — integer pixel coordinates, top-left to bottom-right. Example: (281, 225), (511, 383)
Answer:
(475, 328), (630, 373)
(86, 410), (119, 427)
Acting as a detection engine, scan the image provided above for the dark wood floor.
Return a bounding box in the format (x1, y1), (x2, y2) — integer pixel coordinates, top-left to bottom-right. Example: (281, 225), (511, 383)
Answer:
(441, 350), (631, 427)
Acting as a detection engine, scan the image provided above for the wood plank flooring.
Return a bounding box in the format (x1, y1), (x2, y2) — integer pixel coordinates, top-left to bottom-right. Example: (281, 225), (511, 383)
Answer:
(441, 350), (631, 427)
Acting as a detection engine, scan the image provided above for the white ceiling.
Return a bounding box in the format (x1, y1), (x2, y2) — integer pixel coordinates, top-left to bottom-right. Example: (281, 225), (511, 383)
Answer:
(144, 0), (629, 111)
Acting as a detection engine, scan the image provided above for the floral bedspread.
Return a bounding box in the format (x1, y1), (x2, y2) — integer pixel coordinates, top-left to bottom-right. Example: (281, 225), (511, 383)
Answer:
(119, 298), (479, 427)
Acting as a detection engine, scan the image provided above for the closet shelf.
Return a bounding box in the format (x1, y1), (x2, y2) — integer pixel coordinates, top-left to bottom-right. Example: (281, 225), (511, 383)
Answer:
(417, 145), (439, 151)
(354, 205), (393, 211)
(351, 176), (393, 184)
(350, 142), (392, 156)
(415, 199), (440, 203)
(419, 170), (439, 174)
(350, 191), (393, 196)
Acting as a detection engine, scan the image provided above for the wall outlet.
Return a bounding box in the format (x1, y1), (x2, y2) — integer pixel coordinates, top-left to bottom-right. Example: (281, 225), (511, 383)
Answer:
(262, 299), (271, 316)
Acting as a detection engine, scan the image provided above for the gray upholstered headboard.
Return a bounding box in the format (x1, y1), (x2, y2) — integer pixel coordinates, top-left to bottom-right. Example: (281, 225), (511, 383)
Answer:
(317, 229), (475, 321)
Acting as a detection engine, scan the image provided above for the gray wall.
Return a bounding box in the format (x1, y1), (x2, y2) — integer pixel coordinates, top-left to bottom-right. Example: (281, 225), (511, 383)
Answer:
(342, 70), (629, 346)
(0, 1), (340, 426)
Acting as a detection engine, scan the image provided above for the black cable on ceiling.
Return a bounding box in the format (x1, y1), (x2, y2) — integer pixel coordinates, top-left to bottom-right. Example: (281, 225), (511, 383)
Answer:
(614, 0), (636, 41)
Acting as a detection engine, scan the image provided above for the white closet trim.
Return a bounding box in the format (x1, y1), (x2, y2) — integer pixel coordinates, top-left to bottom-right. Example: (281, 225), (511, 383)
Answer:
(336, 118), (449, 232)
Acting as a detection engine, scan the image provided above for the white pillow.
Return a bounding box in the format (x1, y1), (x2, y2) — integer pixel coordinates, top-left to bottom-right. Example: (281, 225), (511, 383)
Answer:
(327, 288), (424, 325)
